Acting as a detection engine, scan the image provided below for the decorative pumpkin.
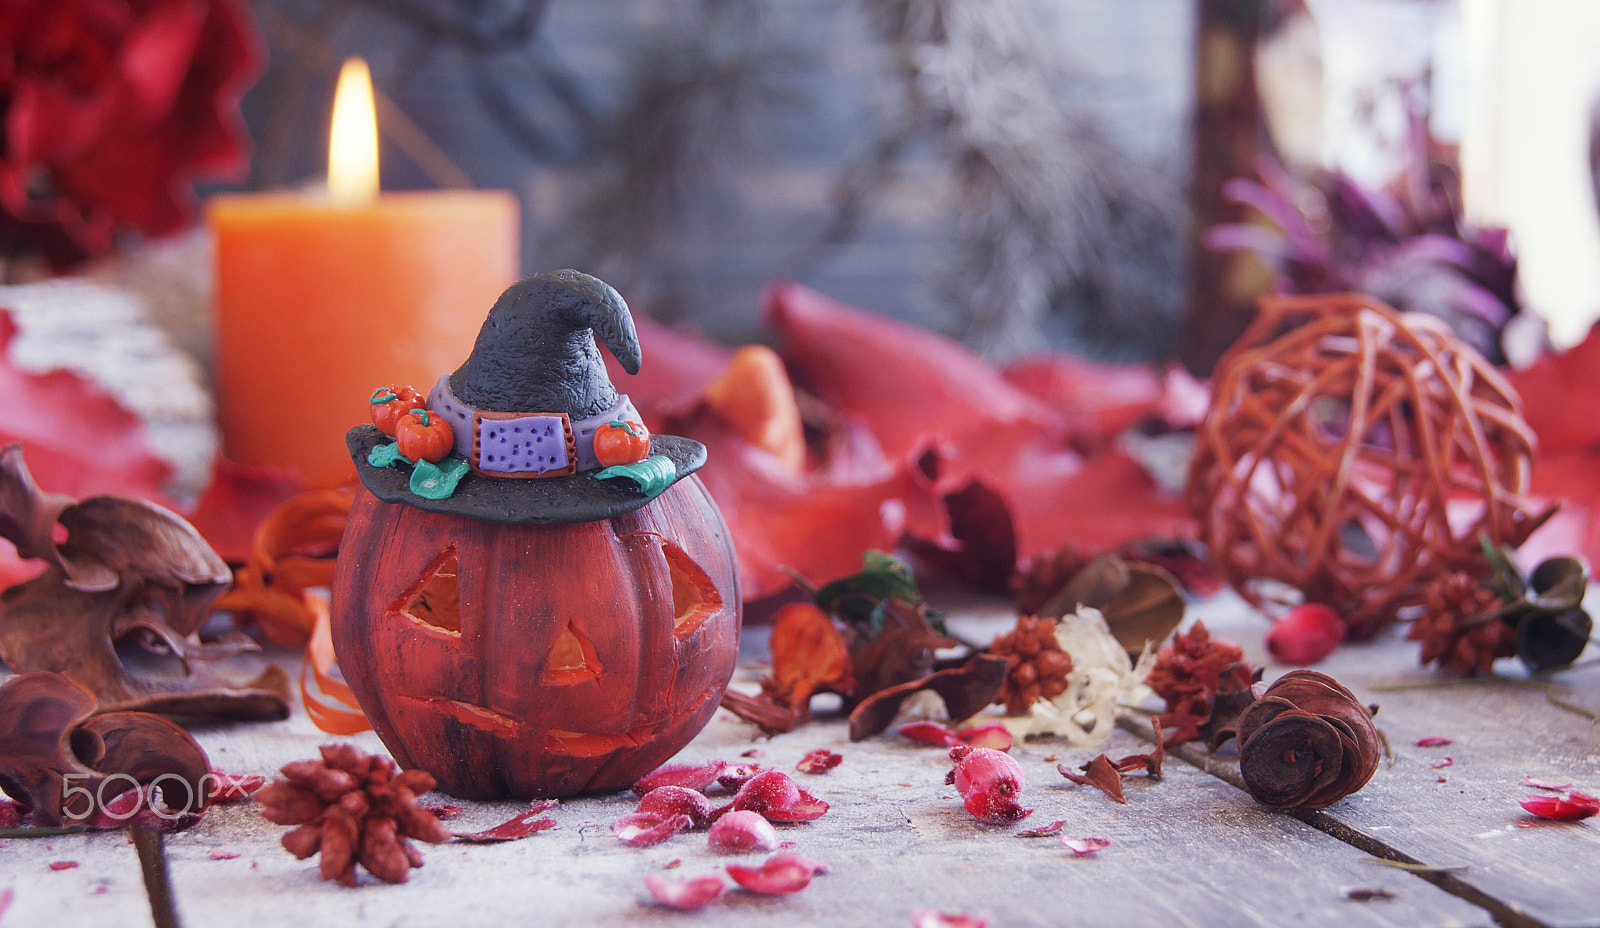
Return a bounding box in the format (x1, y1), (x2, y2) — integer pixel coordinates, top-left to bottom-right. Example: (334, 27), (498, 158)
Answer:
(332, 270), (741, 800)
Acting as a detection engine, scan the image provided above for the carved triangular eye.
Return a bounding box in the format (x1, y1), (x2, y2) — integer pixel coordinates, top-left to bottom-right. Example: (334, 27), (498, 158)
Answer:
(543, 623), (601, 684)
(662, 541), (721, 640)
(394, 547), (461, 635)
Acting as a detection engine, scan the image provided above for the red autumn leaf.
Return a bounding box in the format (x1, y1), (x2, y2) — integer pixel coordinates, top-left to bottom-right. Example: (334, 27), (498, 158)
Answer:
(633, 761), (729, 797)
(643, 872), (726, 910)
(1415, 737), (1453, 748)
(1266, 603), (1346, 665)
(1059, 755), (1126, 804)
(764, 279), (1064, 465)
(186, 459), (304, 565)
(1061, 835), (1113, 856)
(1003, 353), (1170, 450)
(1519, 790), (1600, 821)
(604, 313), (733, 429)
(453, 801), (559, 843)
(1509, 322), (1600, 456)
(795, 748), (842, 775)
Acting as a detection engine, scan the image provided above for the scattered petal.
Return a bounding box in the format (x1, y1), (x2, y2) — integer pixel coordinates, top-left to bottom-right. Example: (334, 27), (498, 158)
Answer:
(956, 723), (1014, 752)
(1415, 737), (1453, 748)
(208, 850), (241, 860)
(614, 813), (695, 847)
(741, 749), (767, 759)
(1524, 777), (1573, 791)
(663, 859), (682, 869)
(949, 746), (1032, 824)
(725, 851), (826, 895)
(900, 721), (961, 747)
(1266, 603), (1345, 665)
(1519, 791), (1600, 821)
(0, 887), (11, 919)
(1429, 758), (1454, 770)
(1061, 836), (1113, 856)
(453, 803), (558, 843)
(1348, 889), (1396, 901)
(644, 873), (725, 911)
(206, 771), (267, 803)
(1436, 776), (1448, 784)
(48, 861), (78, 871)
(633, 761), (728, 796)
(708, 810), (781, 852)
(1059, 755), (1127, 804)
(796, 749), (843, 774)
(637, 787), (713, 829)
(716, 764), (764, 793)
(728, 770), (829, 823)
(1111, 719), (1166, 777)
(421, 803), (464, 820)
(1016, 820), (1067, 838)
(912, 908), (991, 928)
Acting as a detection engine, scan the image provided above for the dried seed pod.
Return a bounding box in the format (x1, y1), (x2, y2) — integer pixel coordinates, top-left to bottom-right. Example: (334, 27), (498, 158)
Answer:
(1234, 671), (1380, 810)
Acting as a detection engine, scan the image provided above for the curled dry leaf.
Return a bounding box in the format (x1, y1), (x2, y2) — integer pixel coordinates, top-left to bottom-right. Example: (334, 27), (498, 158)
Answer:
(708, 810), (781, 852)
(1111, 718), (1165, 777)
(911, 909), (991, 928)
(796, 749), (842, 774)
(1061, 836), (1113, 856)
(644, 872), (726, 911)
(0, 672), (211, 828)
(1039, 553), (1185, 656)
(847, 653), (1009, 742)
(453, 801), (558, 843)
(948, 746), (1031, 824)
(1519, 791), (1600, 822)
(1235, 671), (1381, 810)
(1058, 755), (1126, 805)
(725, 851), (828, 895)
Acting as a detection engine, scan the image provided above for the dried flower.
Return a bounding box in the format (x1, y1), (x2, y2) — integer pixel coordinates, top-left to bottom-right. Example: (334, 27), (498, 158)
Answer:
(1518, 791), (1600, 822)
(256, 744), (449, 885)
(1266, 604), (1345, 665)
(1020, 609), (1152, 745)
(988, 615), (1074, 715)
(1234, 671), (1381, 810)
(947, 745), (1031, 824)
(1407, 571), (1514, 676)
(1148, 621), (1258, 746)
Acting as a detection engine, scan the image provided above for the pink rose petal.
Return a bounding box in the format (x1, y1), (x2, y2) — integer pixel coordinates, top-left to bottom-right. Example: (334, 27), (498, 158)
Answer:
(912, 908), (991, 928)
(48, 861), (78, 871)
(633, 761), (728, 796)
(899, 721), (961, 747)
(644, 873), (726, 910)
(956, 723), (1014, 752)
(614, 813), (695, 847)
(1415, 737), (1453, 748)
(637, 787), (713, 828)
(725, 851), (827, 895)
(1519, 791), (1600, 821)
(1061, 836), (1113, 856)
(709, 810), (781, 852)
(796, 748), (843, 774)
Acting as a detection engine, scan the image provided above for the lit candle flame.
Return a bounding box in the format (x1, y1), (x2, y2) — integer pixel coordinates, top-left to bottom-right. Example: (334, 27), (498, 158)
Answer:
(328, 58), (378, 205)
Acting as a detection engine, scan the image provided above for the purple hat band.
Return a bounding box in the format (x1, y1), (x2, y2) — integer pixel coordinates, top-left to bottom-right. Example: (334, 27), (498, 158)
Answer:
(426, 374), (643, 476)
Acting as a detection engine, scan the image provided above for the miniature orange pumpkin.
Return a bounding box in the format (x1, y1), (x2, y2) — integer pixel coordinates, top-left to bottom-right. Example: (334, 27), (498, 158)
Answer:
(329, 475), (740, 800)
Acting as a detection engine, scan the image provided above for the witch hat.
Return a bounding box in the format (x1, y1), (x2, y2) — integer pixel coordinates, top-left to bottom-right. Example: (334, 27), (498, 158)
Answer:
(347, 269), (705, 524)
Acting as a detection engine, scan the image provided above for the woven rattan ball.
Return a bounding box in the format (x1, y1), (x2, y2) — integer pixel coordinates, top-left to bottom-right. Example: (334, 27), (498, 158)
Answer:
(1187, 294), (1551, 639)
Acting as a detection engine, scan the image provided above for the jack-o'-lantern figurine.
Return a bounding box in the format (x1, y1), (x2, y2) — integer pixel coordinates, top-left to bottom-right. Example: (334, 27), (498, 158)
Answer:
(330, 270), (740, 800)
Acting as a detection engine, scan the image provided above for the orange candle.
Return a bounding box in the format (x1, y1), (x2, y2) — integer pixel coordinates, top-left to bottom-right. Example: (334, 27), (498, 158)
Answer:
(210, 59), (518, 483)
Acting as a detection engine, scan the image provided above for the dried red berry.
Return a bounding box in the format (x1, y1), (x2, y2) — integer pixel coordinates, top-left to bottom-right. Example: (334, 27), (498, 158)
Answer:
(637, 787), (713, 828)
(726, 770), (829, 823)
(948, 746), (1032, 824)
(1266, 604), (1344, 665)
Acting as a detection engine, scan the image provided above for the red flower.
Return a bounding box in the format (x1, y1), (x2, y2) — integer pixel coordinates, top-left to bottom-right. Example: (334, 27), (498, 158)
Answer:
(0, 0), (262, 268)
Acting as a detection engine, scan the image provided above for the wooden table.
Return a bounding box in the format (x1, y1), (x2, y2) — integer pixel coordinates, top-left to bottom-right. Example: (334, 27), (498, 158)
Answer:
(3, 590), (1596, 928)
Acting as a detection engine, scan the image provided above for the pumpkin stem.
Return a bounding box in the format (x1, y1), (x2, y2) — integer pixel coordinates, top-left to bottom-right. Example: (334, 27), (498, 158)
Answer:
(409, 408), (431, 427)
(371, 388), (398, 404)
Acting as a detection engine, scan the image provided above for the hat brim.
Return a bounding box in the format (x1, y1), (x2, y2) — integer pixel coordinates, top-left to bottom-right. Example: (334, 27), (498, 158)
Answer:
(347, 424), (707, 525)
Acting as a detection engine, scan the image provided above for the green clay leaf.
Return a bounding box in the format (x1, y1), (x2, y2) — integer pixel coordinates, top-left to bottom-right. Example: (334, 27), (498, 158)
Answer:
(595, 455), (676, 497)
(369, 442), (405, 468)
(410, 457), (469, 500)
